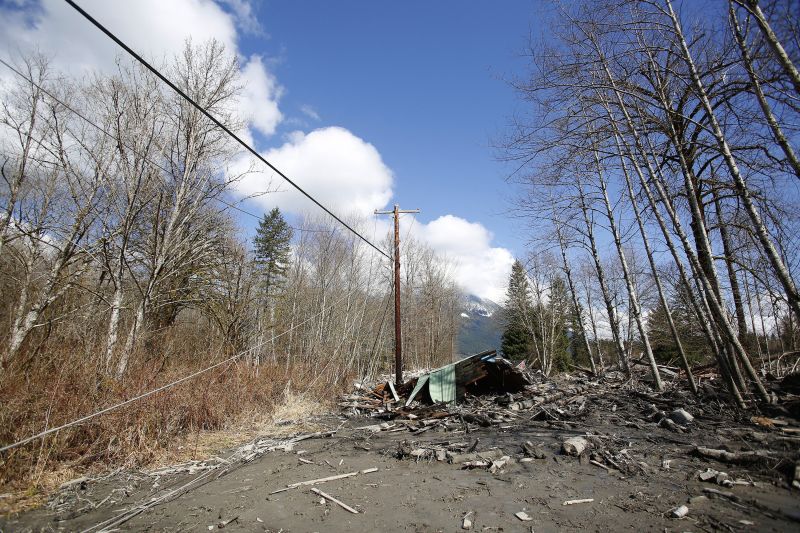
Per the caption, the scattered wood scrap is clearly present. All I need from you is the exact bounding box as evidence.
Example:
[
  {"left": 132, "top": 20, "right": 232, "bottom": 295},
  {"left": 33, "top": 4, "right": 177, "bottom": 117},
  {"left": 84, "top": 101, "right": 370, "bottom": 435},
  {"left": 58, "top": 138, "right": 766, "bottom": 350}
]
[{"left": 311, "top": 487, "right": 358, "bottom": 514}]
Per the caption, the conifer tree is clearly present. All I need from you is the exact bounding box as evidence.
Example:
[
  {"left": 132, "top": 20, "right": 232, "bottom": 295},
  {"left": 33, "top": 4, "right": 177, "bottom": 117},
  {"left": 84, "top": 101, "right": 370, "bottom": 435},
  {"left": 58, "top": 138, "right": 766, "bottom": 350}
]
[
  {"left": 253, "top": 207, "right": 293, "bottom": 303},
  {"left": 501, "top": 260, "right": 534, "bottom": 362}
]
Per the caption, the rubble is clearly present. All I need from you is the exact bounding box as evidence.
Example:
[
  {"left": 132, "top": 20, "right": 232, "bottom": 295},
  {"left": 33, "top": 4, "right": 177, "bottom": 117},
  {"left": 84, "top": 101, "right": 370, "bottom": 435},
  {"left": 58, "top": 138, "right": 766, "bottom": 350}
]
[
  {"left": 561, "top": 436, "right": 589, "bottom": 456},
  {"left": 670, "top": 505, "right": 689, "bottom": 518},
  {"left": 9, "top": 359, "right": 800, "bottom": 533},
  {"left": 334, "top": 356, "right": 800, "bottom": 529},
  {"left": 669, "top": 408, "right": 694, "bottom": 425}
]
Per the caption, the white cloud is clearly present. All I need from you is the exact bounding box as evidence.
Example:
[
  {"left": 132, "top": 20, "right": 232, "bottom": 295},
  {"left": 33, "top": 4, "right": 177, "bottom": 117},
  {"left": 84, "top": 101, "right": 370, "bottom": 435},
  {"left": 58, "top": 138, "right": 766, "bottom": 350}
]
[
  {"left": 0, "top": 0, "right": 281, "bottom": 138},
  {"left": 1, "top": 1, "right": 516, "bottom": 303},
  {"left": 415, "top": 215, "right": 515, "bottom": 303},
  {"left": 239, "top": 55, "right": 282, "bottom": 136},
  {"left": 300, "top": 104, "right": 320, "bottom": 121},
  {"left": 232, "top": 128, "right": 512, "bottom": 301},
  {"left": 236, "top": 126, "right": 394, "bottom": 217},
  {"left": 219, "top": 0, "right": 263, "bottom": 36}
]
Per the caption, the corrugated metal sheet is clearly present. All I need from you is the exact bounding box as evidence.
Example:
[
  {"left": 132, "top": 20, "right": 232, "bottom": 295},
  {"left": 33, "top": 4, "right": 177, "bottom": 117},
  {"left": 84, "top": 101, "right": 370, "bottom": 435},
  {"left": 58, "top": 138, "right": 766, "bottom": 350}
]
[
  {"left": 405, "top": 374, "right": 429, "bottom": 406},
  {"left": 428, "top": 363, "right": 457, "bottom": 404}
]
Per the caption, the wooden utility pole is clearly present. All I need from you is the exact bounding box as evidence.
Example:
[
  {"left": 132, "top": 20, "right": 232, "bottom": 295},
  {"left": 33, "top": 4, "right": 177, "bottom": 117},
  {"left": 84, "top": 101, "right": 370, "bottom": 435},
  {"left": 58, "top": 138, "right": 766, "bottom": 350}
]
[{"left": 375, "top": 204, "right": 419, "bottom": 386}]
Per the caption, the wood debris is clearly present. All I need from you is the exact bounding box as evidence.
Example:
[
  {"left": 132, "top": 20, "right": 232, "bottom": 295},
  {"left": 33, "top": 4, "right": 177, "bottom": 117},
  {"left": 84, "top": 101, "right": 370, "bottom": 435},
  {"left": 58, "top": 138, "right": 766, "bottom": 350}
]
[
  {"left": 563, "top": 498, "right": 594, "bottom": 505},
  {"left": 311, "top": 487, "right": 359, "bottom": 514}
]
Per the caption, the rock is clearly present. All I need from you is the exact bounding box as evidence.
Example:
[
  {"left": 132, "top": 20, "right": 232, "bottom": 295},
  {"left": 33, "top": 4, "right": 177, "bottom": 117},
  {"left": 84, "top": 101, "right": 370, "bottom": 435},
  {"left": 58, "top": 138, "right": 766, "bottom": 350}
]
[
  {"left": 515, "top": 511, "right": 533, "bottom": 521},
  {"left": 490, "top": 456, "right": 512, "bottom": 473},
  {"left": 671, "top": 505, "right": 689, "bottom": 518},
  {"left": 646, "top": 407, "right": 666, "bottom": 422},
  {"left": 562, "top": 437, "right": 589, "bottom": 456},
  {"left": 522, "top": 441, "right": 547, "bottom": 459},
  {"left": 669, "top": 409, "right": 694, "bottom": 425},
  {"left": 688, "top": 495, "right": 708, "bottom": 505},
  {"left": 698, "top": 468, "right": 734, "bottom": 486},
  {"left": 462, "top": 514, "right": 473, "bottom": 530},
  {"left": 659, "top": 417, "right": 683, "bottom": 432},
  {"left": 699, "top": 469, "right": 719, "bottom": 481},
  {"left": 715, "top": 472, "right": 732, "bottom": 487}
]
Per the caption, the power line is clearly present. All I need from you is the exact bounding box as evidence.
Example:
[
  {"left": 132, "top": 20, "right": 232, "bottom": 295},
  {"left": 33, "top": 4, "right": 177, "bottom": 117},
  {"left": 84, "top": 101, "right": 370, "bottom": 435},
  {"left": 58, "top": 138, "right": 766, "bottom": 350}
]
[
  {"left": 63, "top": 0, "right": 390, "bottom": 260},
  {"left": 0, "top": 288, "right": 357, "bottom": 454}
]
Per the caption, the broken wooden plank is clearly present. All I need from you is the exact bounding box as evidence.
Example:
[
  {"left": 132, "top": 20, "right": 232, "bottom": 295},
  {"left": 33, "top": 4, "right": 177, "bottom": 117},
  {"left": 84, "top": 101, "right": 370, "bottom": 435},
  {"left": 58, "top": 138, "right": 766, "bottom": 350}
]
[
  {"left": 563, "top": 498, "right": 594, "bottom": 505},
  {"left": 388, "top": 380, "right": 400, "bottom": 402},
  {"left": 284, "top": 468, "right": 378, "bottom": 489},
  {"left": 311, "top": 487, "right": 358, "bottom": 514}
]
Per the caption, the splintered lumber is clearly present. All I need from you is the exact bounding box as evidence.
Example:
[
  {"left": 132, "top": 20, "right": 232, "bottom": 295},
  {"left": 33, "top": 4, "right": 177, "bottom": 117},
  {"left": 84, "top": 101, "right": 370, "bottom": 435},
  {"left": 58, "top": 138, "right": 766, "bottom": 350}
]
[
  {"left": 563, "top": 498, "right": 594, "bottom": 505},
  {"left": 287, "top": 472, "right": 359, "bottom": 488},
  {"left": 275, "top": 468, "right": 378, "bottom": 492},
  {"left": 388, "top": 380, "right": 400, "bottom": 402},
  {"left": 590, "top": 459, "right": 611, "bottom": 471},
  {"left": 311, "top": 487, "right": 359, "bottom": 514}
]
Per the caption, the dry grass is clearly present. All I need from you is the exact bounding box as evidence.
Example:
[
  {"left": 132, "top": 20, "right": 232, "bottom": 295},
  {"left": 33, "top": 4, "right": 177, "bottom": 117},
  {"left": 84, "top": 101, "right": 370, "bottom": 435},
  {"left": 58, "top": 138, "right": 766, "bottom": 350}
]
[
  {"left": 0, "top": 340, "right": 349, "bottom": 516},
  {"left": 147, "top": 386, "right": 330, "bottom": 471}
]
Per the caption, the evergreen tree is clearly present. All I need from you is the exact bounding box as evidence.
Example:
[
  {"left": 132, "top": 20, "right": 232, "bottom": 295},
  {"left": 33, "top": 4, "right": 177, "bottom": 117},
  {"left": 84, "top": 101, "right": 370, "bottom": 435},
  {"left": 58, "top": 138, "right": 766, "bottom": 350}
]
[
  {"left": 547, "top": 276, "right": 573, "bottom": 371},
  {"left": 646, "top": 282, "right": 710, "bottom": 365},
  {"left": 253, "top": 207, "right": 293, "bottom": 302},
  {"left": 501, "top": 260, "right": 533, "bottom": 362}
]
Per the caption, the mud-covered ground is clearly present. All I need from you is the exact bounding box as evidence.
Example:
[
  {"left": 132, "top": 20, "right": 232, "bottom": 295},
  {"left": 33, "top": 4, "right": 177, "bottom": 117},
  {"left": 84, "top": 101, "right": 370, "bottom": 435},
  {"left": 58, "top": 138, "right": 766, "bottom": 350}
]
[{"left": 3, "top": 374, "right": 800, "bottom": 532}]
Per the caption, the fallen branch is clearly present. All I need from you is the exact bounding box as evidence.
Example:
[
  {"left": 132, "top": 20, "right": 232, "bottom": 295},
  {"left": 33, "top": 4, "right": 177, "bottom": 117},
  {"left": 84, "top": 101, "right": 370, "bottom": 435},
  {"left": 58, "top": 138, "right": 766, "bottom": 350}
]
[
  {"left": 693, "top": 447, "right": 771, "bottom": 465},
  {"left": 312, "top": 487, "right": 359, "bottom": 514},
  {"left": 274, "top": 468, "right": 379, "bottom": 493}
]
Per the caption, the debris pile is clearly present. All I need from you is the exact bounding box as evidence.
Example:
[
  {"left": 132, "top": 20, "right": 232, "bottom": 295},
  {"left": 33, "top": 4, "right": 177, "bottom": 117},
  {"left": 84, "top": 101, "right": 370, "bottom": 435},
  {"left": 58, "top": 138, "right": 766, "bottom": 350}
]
[{"left": 341, "top": 353, "right": 800, "bottom": 499}]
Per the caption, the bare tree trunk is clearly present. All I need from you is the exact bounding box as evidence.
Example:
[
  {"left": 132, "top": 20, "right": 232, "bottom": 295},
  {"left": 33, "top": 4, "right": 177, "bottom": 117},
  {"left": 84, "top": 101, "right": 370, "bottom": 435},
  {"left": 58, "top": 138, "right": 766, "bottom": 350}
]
[
  {"left": 104, "top": 284, "right": 124, "bottom": 373},
  {"left": 713, "top": 189, "right": 749, "bottom": 343},
  {"left": 730, "top": 3, "right": 800, "bottom": 179},
  {"left": 589, "top": 138, "right": 662, "bottom": 389},
  {"left": 597, "top": 43, "right": 762, "bottom": 403},
  {"left": 734, "top": 0, "right": 800, "bottom": 96},
  {"left": 666, "top": 0, "right": 800, "bottom": 326},
  {"left": 582, "top": 273, "right": 605, "bottom": 370},
  {"left": 0, "top": 57, "right": 47, "bottom": 258},
  {"left": 557, "top": 225, "right": 597, "bottom": 375},
  {"left": 576, "top": 178, "right": 629, "bottom": 375},
  {"left": 612, "top": 133, "right": 697, "bottom": 393}
]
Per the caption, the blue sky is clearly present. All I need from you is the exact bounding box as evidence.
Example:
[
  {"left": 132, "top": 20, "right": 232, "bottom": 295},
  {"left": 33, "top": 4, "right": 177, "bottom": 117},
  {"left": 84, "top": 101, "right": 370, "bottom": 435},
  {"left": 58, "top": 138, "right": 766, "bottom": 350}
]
[
  {"left": 238, "top": 0, "right": 540, "bottom": 253},
  {"left": 0, "top": 0, "right": 550, "bottom": 300}
]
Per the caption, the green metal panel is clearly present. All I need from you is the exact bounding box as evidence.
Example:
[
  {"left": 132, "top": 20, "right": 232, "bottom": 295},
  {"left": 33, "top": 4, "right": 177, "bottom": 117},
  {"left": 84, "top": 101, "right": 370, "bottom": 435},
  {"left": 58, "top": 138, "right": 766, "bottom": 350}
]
[
  {"left": 405, "top": 374, "right": 429, "bottom": 406},
  {"left": 428, "top": 363, "right": 457, "bottom": 404}
]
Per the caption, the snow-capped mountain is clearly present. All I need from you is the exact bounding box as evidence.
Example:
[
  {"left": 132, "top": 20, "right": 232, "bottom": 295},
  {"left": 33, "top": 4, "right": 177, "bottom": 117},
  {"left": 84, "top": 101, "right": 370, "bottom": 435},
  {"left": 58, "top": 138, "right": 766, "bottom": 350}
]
[
  {"left": 464, "top": 294, "right": 501, "bottom": 318},
  {"left": 456, "top": 295, "right": 504, "bottom": 357}
]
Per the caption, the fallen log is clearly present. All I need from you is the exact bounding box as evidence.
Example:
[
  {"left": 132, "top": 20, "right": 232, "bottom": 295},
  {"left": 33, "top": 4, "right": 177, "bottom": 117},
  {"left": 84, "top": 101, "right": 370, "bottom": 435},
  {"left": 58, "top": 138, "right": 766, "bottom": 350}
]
[{"left": 693, "top": 447, "right": 771, "bottom": 465}]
